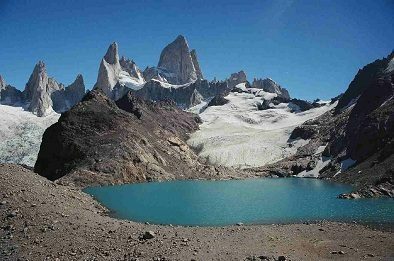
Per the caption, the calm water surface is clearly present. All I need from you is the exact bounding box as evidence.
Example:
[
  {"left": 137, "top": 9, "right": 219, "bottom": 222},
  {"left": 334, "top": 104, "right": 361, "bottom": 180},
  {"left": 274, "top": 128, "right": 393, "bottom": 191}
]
[{"left": 84, "top": 178, "right": 394, "bottom": 226}]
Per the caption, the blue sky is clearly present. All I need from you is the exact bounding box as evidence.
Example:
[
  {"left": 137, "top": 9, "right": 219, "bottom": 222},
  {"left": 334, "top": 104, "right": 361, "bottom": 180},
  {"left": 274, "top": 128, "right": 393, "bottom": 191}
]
[{"left": 0, "top": 0, "right": 393, "bottom": 100}]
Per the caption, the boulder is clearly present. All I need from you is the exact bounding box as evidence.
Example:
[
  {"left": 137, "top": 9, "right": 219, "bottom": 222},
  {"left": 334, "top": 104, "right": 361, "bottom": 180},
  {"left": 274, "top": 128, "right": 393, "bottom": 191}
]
[{"left": 207, "top": 94, "right": 229, "bottom": 107}]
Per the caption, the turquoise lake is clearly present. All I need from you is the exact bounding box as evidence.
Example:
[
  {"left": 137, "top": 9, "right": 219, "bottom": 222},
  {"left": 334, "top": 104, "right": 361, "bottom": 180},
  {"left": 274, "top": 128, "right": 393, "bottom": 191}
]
[{"left": 84, "top": 178, "right": 394, "bottom": 226}]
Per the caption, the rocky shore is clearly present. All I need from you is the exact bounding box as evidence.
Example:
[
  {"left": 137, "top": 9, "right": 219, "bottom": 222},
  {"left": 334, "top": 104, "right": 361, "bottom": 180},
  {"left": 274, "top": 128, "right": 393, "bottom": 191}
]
[{"left": 1, "top": 164, "right": 393, "bottom": 260}]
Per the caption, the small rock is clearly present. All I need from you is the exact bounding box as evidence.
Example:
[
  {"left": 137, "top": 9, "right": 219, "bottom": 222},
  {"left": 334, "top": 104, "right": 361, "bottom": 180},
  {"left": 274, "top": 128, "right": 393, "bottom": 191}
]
[
  {"left": 7, "top": 210, "right": 18, "bottom": 218},
  {"left": 0, "top": 201, "right": 6, "bottom": 205},
  {"left": 236, "top": 222, "right": 244, "bottom": 226},
  {"left": 331, "top": 250, "right": 345, "bottom": 255},
  {"left": 4, "top": 225, "right": 15, "bottom": 231},
  {"left": 277, "top": 256, "right": 287, "bottom": 261},
  {"left": 141, "top": 231, "right": 155, "bottom": 240}
]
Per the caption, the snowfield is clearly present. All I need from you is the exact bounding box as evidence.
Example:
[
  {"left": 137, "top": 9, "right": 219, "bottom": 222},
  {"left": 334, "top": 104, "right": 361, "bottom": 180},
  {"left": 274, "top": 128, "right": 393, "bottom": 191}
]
[
  {"left": 188, "top": 92, "right": 336, "bottom": 168},
  {"left": 118, "top": 70, "right": 145, "bottom": 90},
  {"left": 0, "top": 104, "right": 59, "bottom": 167}
]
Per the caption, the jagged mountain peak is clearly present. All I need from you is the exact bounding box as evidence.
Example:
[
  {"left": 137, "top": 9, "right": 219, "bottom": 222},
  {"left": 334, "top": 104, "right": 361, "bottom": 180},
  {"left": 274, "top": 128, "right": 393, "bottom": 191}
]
[
  {"left": 156, "top": 35, "right": 199, "bottom": 84},
  {"left": 174, "top": 34, "right": 187, "bottom": 43},
  {"left": 94, "top": 42, "right": 145, "bottom": 99},
  {"left": 226, "top": 71, "right": 247, "bottom": 89},
  {"left": 104, "top": 42, "right": 119, "bottom": 65},
  {"left": 252, "top": 77, "right": 290, "bottom": 101},
  {"left": 75, "top": 74, "right": 84, "bottom": 83}
]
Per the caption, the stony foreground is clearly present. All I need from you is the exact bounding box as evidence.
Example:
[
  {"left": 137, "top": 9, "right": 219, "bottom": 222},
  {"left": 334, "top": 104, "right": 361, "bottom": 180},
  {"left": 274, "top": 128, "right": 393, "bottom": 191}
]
[{"left": 0, "top": 164, "right": 393, "bottom": 261}]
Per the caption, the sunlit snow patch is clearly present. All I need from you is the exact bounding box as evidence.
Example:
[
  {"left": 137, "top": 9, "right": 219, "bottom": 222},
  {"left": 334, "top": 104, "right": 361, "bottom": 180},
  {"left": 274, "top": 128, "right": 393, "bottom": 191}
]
[{"left": 188, "top": 92, "right": 337, "bottom": 168}]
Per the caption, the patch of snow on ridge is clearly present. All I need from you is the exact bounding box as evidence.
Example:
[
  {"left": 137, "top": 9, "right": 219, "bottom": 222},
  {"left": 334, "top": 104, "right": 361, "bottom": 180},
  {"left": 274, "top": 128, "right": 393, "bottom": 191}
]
[
  {"left": 0, "top": 104, "right": 59, "bottom": 166},
  {"left": 296, "top": 156, "right": 331, "bottom": 178},
  {"left": 188, "top": 92, "right": 337, "bottom": 168},
  {"left": 151, "top": 79, "right": 194, "bottom": 89},
  {"left": 118, "top": 70, "right": 145, "bottom": 90},
  {"left": 334, "top": 157, "right": 356, "bottom": 177},
  {"left": 297, "top": 145, "right": 330, "bottom": 178},
  {"left": 385, "top": 56, "right": 394, "bottom": 73},
  {"left": 235, "top": 82, "right": 247, "bottom": 91}
]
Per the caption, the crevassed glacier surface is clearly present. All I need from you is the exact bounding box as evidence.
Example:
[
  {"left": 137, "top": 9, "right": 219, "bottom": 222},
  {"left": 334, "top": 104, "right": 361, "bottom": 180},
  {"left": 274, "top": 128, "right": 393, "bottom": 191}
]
[
  {"left": 188, "top": 92, "right": 336, "bottom": 168},
  {"left": 0, "top": 104, "right": 59, "bottom": 166}
]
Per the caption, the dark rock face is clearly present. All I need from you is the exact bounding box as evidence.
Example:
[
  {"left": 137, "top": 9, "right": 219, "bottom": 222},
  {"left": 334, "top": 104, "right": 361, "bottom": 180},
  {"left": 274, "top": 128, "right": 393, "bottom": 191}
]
[
  {"left": 34, "top": 90, "right": 224, "bottom": 187},
  {"left": 289, "top": 125, "right": 317, "bottom": 140},
  {"left": 335, "top": 51, "right": 394, "bottom": 113},
  {"left": 346, "top": 76, "right": 393, "bottom": 162},
  {"left": 289, "top": 99, "right": 314, "bottom": 112},
  {"left": 207, "top": 94, "right": 229, "bottom": 107}
]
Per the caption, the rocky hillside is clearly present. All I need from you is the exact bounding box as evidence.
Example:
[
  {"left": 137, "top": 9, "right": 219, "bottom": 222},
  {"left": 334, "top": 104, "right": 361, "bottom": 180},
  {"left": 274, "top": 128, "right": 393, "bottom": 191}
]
[
  {"left": 0, "top": 62, "right": 85, "bottom": 116},
  {"left": 335, "top": 51, "right": 394, "bottom": 113},
  {"left": 250, "top": 52, "right": 394, "bottom": 198},
  {"left": 34, "top": 90, "right": 246, "bottom": 187}
]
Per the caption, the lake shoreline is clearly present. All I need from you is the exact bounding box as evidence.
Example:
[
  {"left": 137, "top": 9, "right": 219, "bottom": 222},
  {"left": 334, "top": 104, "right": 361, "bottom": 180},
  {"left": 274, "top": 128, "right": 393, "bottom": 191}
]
[
  {"left": 84, "top": 178, "right": 393, "bottom": 230},
  {"left": 1, "top": 163, "right": 393, "bottom": 260}
]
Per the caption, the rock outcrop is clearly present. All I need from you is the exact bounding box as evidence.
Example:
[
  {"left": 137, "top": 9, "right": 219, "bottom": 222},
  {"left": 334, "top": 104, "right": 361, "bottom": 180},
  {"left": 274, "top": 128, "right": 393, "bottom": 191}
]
[
  {"left": 252, "top": 78, "right": 290, "bottom": 101},
  {"left": 207, "top": 94, "right": 229, "bottom": 107},
  {"left": 0, "top": 75, "right": 23, "bottom": 105},
  {"left": 34, "top": 89, "right": 240, "bottom": 186},
  {"left": 94, "top": 42, "right": 145, "bottom": 100},
  {"left": 227, "top": 71, "right": 247, "bottom": 89},
  {"left": 157, "top": 35, "right": 202, "bottom": 85}
]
